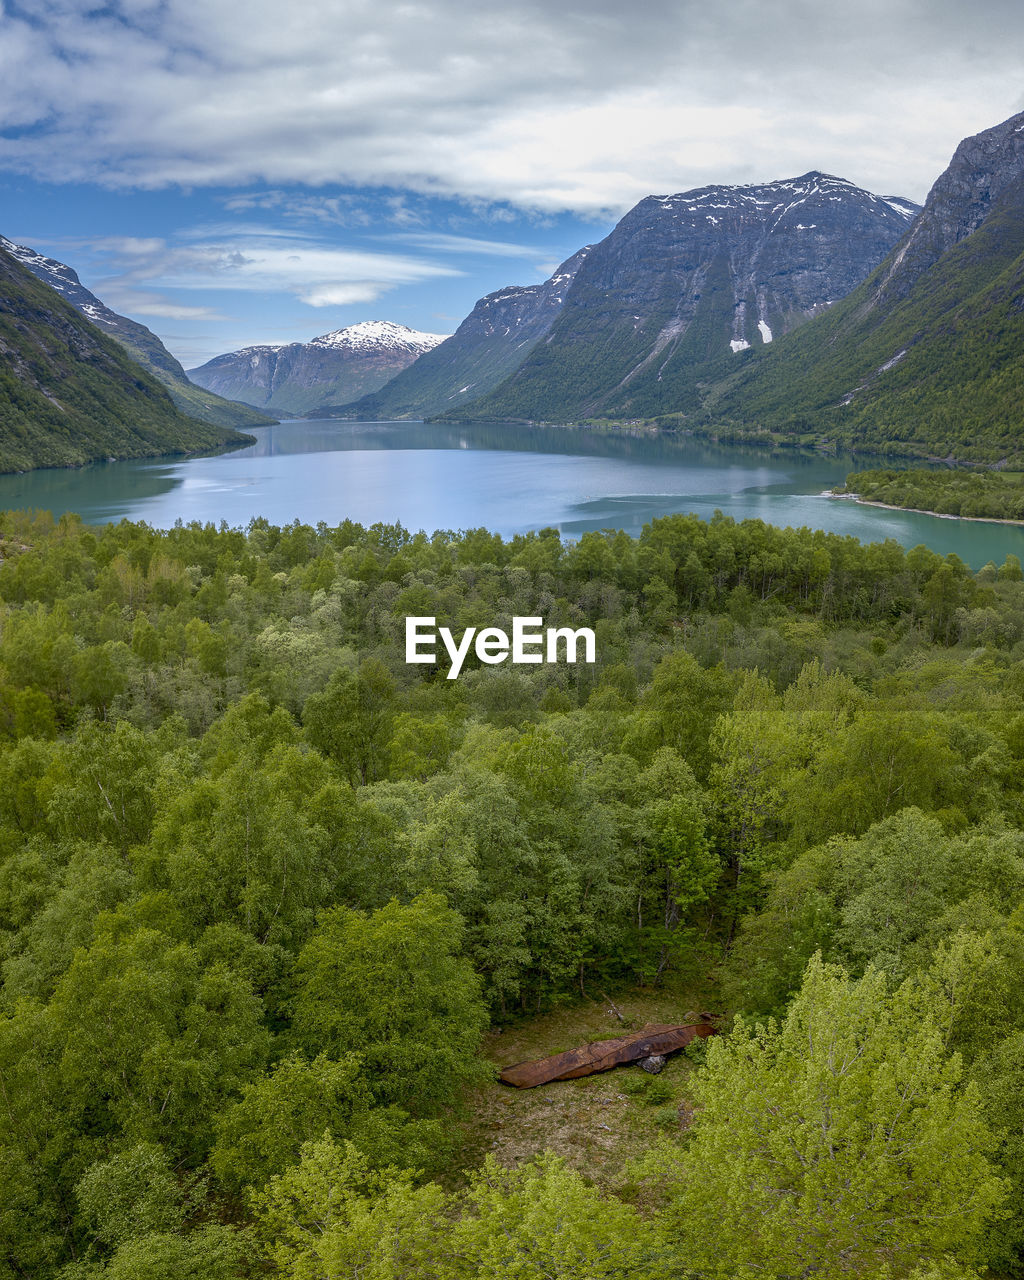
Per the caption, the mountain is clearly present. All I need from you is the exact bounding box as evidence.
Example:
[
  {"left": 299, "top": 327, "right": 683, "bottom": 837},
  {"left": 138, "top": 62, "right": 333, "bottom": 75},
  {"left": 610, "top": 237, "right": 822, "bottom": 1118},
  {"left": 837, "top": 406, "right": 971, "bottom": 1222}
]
[
  {"left": 702, "top": 110, "right": 1024, "bottom": 462},
  {"left": 339, "top": 247, "right": 592, "bottom": 419},
  {"left": 0, "top": 242, "right": 252, "bottom": 473},
  {"left": 0, "top": 235, "right": 274, "bottom": 431},
  {"left": 187, "top": 321, "right": 448, "bottom": 416},
  {"left": 441, "top": 173, "right": 919, "bottom": 423}
]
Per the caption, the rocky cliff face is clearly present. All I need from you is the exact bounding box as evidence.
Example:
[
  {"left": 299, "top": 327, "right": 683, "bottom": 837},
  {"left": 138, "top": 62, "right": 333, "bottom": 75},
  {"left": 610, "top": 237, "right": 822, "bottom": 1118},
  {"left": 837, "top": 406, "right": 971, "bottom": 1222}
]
[
  {"left": 0, "top": 236, "right": 273, "bottom": 430},
  {"left": 868, "top": 111, "right": 1024, "bottom": 308},
  {"left": 188, "top": 321, "right": 447, "bottom": 416},
  {"left": 448, "top": 174, "right": 918, "bottom": 422},
  {"left": 575, "top": 174, "right": 916, "bottom": 346},
  {"left": 322, "top": 248, "right": 591, "bottom": 420}
]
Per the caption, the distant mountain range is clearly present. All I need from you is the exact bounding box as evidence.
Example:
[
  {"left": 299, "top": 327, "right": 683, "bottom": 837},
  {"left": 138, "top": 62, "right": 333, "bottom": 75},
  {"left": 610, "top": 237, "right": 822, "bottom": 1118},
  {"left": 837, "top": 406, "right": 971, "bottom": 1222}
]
[
  {"left": 0, "top": 241, "right": 252, "bottom": 473},
  {"left": 0, "top": 236, "right": 274, "bottom": 431},
  {"left": 329, "top": 175, "right": 918, "bottom": 424},
  {"left": 4, "top": 108, "right": 1023, "bottom": 474},
  {"left": 187, "top": 321, "right": 448, "bottom": 416},
  {"left": 443, "top": 174, "right": 919, "bottom": 424},
  {"left": 336, "top": 109, "right": 1024, "bottom": 466}
]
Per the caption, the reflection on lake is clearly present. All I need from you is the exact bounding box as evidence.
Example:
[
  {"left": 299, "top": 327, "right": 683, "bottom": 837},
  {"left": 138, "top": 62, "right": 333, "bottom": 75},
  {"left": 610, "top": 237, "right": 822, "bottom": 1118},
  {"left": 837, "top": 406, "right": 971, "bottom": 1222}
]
[{"left": 1, "top": 419, "right": 1023, "bottom": 568}]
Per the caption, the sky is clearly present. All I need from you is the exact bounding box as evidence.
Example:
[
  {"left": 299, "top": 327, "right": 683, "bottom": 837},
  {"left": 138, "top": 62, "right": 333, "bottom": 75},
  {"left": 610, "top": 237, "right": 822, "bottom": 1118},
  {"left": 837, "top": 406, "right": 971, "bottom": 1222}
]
[{"left": 0, "top": 0, "right": 1022, "bottom": 368}]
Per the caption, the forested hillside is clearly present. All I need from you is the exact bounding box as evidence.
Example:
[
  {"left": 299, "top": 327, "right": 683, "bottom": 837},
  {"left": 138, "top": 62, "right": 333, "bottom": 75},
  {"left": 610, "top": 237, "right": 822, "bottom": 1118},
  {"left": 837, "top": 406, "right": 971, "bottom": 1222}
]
[
  {"left": 0, "top": 245, "right": 255, "bottom": 471},
  {"left": 1, "top": 508, "right": 1024, "bottom": 1276},
  {"left": 0, "top": 233, "right": 275, "bottom": 432}
]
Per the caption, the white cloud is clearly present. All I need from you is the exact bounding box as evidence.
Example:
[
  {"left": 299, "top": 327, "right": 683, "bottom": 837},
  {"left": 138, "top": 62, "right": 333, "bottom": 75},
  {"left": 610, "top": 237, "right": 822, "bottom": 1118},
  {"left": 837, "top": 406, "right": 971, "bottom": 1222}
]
[
  {"left": 384, "top": 195, "right": 424, "bottom": 228},
  {"left": 387, "top": 231, "right": 546, "bottom": 257},
  {"left": 300, "top": 282, "right": 393, "bottom": 306},
  {"left": 0, "top": 1, "right": 1021, "bottom": 210},
  {"left": 220, "top": 191, "right": 377, "bottom": 226},
  {"left": 101, "top": 291, "right": 224, "bottom": 320},
  {"left": 82, "top": 227, "right": 465, "bottom": 316},
  {"left": 85, "top": 236, "right": 168, "bottom": 256}
]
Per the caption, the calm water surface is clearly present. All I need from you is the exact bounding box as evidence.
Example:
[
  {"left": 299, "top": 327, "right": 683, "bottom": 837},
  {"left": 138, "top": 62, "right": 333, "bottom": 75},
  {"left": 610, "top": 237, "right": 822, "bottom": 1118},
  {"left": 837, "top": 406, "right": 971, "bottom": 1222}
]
[{"left": 1, "top": 419, "right": 1023, "bottom": 568}]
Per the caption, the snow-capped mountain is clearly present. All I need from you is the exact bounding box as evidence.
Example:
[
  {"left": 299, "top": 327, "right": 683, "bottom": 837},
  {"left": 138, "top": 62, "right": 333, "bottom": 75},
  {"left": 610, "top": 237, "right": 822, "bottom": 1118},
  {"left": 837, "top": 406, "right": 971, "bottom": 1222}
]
[
  {"left": 310, "top": 320, "right": 446, "bottom": 354},
  {"left": 187, "top": 321, "right": 448, "bottom": 416},
  {"left": 0, "top": 236, "right": 100, "bottom": 311},
  {"left": 443, "top": 172, "right": 920, "bottom": 422}
]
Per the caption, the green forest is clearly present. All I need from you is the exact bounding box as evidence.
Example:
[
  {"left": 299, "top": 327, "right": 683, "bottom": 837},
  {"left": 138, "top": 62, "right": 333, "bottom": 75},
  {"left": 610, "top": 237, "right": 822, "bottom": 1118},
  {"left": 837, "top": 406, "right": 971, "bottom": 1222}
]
[
  {"left": 838, "top": 467, "right": 1024, "bottom": 521},
  {"left": 3, "top": 507, "right": 1024, "bottom": 1278}
]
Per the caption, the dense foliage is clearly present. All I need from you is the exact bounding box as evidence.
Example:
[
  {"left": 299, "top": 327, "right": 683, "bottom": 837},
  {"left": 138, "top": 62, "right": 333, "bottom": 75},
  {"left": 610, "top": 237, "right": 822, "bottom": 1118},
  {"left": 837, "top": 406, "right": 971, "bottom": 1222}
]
[
  {"left": 111, "top": 320, "right": 276, "bottom": 433},
  {"left": 837, "top": 466, "right": 1024, "bottom": 520},
  {"left": 3, "top": 507, "right": 1024, "bottom": 1276}
]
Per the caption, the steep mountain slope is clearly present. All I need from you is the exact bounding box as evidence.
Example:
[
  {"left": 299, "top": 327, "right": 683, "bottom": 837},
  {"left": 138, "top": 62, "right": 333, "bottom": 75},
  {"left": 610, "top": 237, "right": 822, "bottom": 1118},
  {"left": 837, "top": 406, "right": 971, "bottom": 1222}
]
[
  {"left": 188, "top": 321, "right": 448, "bottom": 416},
  {"left": 0, "top": 242, "right": 252, "bottom": 473},
  {"left": 0, "top": 236, "right": 274, "bottom": 430},
  {"left": 704, "top": 110, "right": 1024, "bottom": 461},
  {"left": 445, "top": 174, "right": 918, "bottom": 423},
  {"left": 340, "top": 247, "right": 591, "bottom": 419}
]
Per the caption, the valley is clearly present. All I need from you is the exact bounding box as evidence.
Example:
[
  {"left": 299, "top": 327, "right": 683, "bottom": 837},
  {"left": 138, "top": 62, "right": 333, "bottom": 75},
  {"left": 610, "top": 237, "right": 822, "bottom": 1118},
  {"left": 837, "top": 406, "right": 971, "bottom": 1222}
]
[{"left": 4, "top": 94, "right": 1024, "bottom": 1280}]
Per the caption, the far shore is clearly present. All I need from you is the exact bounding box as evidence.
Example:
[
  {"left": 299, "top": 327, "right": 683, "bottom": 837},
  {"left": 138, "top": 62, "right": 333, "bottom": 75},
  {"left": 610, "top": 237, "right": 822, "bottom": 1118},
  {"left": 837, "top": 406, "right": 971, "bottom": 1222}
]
[{"left": 826, "top": 490, "right": 1024, "bottom": 528}]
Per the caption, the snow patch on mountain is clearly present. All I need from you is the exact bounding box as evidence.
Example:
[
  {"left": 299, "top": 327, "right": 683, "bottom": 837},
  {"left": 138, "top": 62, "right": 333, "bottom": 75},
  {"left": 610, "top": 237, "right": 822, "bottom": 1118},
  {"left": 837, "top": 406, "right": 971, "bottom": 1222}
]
[
  {"left": 882, "top": 197, "right": 919, "bottom": 218},
  {"left": 233, "top": 344, "right": 287, "bottom": 357},
  {"left": 80, "top": 302, "right": 115, "bottom": 325}
]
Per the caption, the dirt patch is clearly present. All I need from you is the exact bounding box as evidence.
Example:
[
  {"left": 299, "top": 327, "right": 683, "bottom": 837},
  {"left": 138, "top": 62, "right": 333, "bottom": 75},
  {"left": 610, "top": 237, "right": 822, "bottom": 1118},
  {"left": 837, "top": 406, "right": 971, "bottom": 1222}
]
[{"left": 458, "top": 984, "right": 719, "bottom": 1184}]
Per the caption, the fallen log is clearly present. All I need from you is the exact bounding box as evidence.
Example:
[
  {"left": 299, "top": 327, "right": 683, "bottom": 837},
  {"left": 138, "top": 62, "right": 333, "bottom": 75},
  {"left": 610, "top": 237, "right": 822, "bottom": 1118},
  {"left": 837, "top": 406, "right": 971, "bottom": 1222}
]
[{"left": 499, "top": 1017, "right": 717, "bottom": 1088}]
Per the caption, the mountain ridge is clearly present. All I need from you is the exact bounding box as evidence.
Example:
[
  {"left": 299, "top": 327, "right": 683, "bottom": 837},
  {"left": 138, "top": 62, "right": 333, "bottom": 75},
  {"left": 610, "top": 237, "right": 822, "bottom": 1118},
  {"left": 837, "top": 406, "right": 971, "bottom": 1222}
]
[
  {"left": 0, "top": 235, "right": 275, "bottom": 431},
  {"left": 0, "top": 241, "right": 252, "bottom": 473},
  {"left": 699, "top": 109, "right": 1024, "bottom": 461}
]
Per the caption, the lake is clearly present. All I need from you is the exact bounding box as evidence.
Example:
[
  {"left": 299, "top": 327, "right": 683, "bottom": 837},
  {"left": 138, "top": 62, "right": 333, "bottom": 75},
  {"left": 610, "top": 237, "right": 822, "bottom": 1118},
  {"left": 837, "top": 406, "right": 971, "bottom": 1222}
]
[{"left": 2, "top": 418, "right": 1023, "bottom": 568}]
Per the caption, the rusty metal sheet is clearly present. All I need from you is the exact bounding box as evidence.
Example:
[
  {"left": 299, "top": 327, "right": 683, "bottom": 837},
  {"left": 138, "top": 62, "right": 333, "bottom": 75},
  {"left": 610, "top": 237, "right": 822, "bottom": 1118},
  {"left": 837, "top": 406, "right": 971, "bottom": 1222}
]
[{"left": 499, "top": 1019, "right": 717, "bottom": 1088}]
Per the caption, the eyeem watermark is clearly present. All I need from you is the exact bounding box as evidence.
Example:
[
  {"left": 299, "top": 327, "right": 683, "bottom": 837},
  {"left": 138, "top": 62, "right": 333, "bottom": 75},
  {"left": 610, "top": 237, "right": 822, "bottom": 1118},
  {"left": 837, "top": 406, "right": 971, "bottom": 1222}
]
[{"left": 406, "top": 616, "right": 596, "bottom": 680}]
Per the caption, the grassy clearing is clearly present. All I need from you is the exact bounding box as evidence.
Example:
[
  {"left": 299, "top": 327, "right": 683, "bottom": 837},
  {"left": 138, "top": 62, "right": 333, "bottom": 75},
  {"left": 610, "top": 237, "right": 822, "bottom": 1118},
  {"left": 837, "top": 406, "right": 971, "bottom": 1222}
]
[{"left": 458, "top": 980, "right": 722, "bottom": 1185}]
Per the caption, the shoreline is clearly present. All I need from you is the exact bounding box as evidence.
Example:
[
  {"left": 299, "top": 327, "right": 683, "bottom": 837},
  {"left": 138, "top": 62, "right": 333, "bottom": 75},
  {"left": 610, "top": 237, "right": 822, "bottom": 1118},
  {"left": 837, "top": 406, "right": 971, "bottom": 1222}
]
[{"left": 826, "top": 491, "right": 1024, "bottom": 527}]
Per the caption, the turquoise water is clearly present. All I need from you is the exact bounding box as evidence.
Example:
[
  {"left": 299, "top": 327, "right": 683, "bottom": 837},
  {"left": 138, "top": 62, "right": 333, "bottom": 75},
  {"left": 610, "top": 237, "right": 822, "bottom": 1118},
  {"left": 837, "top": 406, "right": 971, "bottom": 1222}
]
[{"left": 1, "top": 419, "right": 1022, "bottom": 568}]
